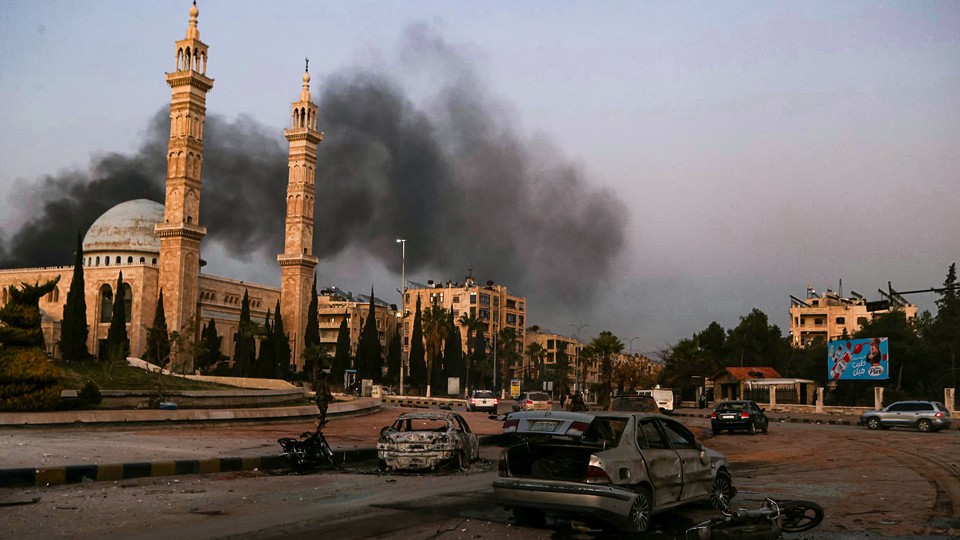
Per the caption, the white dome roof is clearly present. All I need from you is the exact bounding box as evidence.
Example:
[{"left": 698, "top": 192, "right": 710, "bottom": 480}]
[{"left": 83, "top": 199, "right": 164, "bottom": 254}]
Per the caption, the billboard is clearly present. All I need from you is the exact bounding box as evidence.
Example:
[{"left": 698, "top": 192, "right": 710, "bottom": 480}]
[{"left": 827, "top": 338, "right": 889, "bottom": 381}]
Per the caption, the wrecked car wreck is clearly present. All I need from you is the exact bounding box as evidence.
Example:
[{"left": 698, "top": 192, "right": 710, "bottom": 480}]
[
  {"left": 493, "top": 411, "right": 735, "bottom": 533},
  {"left": 377, "top": 411, "right": 480, "bottom": 472}
]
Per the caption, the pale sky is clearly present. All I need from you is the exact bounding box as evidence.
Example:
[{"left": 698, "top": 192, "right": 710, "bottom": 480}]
[{"left": 1, "top": 1, "right": 958, "bottom": 354}]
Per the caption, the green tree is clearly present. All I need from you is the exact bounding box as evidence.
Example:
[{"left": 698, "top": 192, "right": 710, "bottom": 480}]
[
  {"left": 303, "top": 273, "right": 321, "bottom": 370},
  {"left": 458, "top": 311, "right": 484, "bottom": 390},
  {"left": 588, "top": 331, "right": 624, "bottom": 409},
  {"left": 330, "top": 314, "right": 351, "bottom": 388},
  {"left": 272, "top": 299, "right": 292, "bottom": 379},
  {"left": 932, "top": 263, "right": 960, "bottom": 391},
  {"left": 423, "top": 304, "right": 449, "bottom": 395},
  {"left": 0, "top": 278, "right": 63, "bottom": 411},
  {"left": 232, "top": 290, "right": 257, "bottom": 377},
  {"left": 355, "top": 288, "right": 382, "bottom": 382},
  {"left": 255, "top": 309, "right": 276, "bottom": 378},
  {"left": 724, "top": 309, "right": 790, "bottom": 369},
  {"left": 496, "top": 327, "right": 520, "bottom": 396},
  {"left": 525, "top": 341, "right": 547, "bottom": 386},
  {"left": 144, "top": 289, "right": 171, "bottom": 368},
  {"left": 471, "top": 325, "right": 489, "bottom": 389},
  {"left": 60, "top": 231, "right": 89, "bottom": 361},
  {"left": 407, "top": 295, "right": 427, "bottom": 393},
  {"left": 104, "top": 272, "right": 130, "bottom": 368},
  {"left": 195, "top": 318, "right": 224, "bottom": 373},
  {"left": 386, "top": 331, "right": 401, "bottom": 386},
  {"left": 853, "top": 310, "right": 935, "bottom": 402},
  {"left": 443, "top": 309, "right": 465, "bottom": 394},
  {"left": 550, "top": 346, "right": 572, "bottom": 394}
]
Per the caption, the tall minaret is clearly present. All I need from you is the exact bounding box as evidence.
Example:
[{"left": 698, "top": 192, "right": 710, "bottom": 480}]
[
  {"left": 278, "top": 60, "right": 322, "bottom": 370},
  {"left": 156, "top": 1, "right": 213, "bottom": 338}
]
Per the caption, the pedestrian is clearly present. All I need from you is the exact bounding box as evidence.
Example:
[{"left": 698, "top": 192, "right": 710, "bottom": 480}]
[
  {"left": 315, "top": 371, "right": 333, "bottom": 428},
  {"left": 560, "top": 392, "right": 567, "bottom": 409}
]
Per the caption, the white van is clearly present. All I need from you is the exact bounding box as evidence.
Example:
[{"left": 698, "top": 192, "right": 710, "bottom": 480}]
[{"left": 637, "top": 388, "right": 674, "bottom": 412}]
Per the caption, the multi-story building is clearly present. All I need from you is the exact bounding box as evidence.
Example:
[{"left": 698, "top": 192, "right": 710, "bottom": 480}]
[
  {"left": 522, "top": 326, "right": 579, "bottom": 387},
  {"left": 400, "top": 276, "right": 527, "bottom": 364},
  {"left": 316, "top": 287, "right": 398, "bottom": 365},
  {"left": 789, "top": 285, "right": 917, "bottom": 348}
]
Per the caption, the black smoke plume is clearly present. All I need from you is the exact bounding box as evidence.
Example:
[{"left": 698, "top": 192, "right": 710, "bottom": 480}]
[{"left": 0, "top": 26, "right": 627, "bottom": 309}]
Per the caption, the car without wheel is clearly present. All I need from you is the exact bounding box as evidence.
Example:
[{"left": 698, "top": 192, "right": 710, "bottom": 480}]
[
  {"left": 493, "top": 410, "right": 736, "bottom": 533},
  {"left": 377, "top": 411, "right": 480, "bottom": 471},
  {"left": 858, "top": 400, "right": 951, "bottom": 432},
  {"left": 711, "top": 400, "right": 769, "bottom": 435}
]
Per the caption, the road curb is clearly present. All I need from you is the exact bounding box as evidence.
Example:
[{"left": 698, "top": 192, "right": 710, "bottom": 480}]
[{"left": 0, "top": 448, "right": 380, "bottom": 489}]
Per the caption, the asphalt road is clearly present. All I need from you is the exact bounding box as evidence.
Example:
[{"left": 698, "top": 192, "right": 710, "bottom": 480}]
[{"left": 2, "top": 412, "right": 959, "bottom": 539}]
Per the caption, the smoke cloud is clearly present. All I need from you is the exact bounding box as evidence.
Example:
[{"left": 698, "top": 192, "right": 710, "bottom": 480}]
[{"left": 0, "top": 25, "right": 627, "bottom": 310}]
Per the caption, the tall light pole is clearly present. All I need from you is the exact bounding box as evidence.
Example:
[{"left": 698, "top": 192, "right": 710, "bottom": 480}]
[
  {"left": 628, "top": 336, "right": 641, "bottom": 356},
  {"left": 396, "top": 238, "right": 406, "bottom": 396},
  {"left": 570, "top": 323, "right": 589, "bottom": 393}
]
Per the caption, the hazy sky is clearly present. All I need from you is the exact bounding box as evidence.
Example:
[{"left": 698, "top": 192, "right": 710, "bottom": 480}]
[{"left": 1, "top": 1, "right": 958, "bottom": 354}]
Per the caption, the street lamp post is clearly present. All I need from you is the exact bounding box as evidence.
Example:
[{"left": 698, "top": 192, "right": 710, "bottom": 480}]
[
  {"left": 628, "top": 336, "right": 641, "bottom": 356},
  {"left": 396, "top": 238, "right": 406, "bottom": 396},
  {"left": 570, "top": 323, "right": 589, "bottom": 393}
]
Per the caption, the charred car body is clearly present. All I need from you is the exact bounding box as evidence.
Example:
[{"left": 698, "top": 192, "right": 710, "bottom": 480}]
[
  {"left": 377, "top": 411, "right": 480, "bottom": 471},
  {"left": 493, "top": 411, "right": 735, "bottom": 533}
]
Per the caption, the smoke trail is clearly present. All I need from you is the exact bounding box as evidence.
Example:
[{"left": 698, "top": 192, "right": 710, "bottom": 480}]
[{"left": 0, "top": 24, "right": 627, "bottom": 309}]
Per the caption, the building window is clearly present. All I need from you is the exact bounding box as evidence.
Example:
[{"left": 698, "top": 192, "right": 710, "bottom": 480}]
[
  {"left": 452, "top": 295, "right": 460, "bottom": 303},
  {"left": 152, "top": 258, "right": 157, "bottom": 265},
  {"left": 115, "top": 256, "right": 121, "bottom": 265},
  {"left": 99, "top": 285, "right": 113, "bottom": 323},
  {"left": 493, "top": 296, "right": 500, "bottom": 307},
  {"left": 479, "top": 308, "right": 491, "bottom": 320},
  {"left": 518, "top": 302, "right": 525, "bottom": 311},
  {"left": 835, "top": 317, "right": 845, "bottom": 325},
  {"left": 430, "top": 292, "right": 444, "bottom": 305},
  {"left": 470, "top": 292, "right": 477, "bottom": 305},
  {"left": 479, "top": 294, "right": 490, "bottom": 306},
  {"left": 140, "top": 257, "right": 145, "bottom": 263},
  {"left": 815, "top": 318, "right": 824, "bottom": 326},
  {"left": 506, "top": 313, "right": 516, "bottom": 324},
  {"left": 122, "top": 283, "right": 132, "bottom": 323},
  {"left": 96, "top": 256, "right": 101, "bottom": 266},
  {"left": 547, "top": 339, "right": 555, "bottom": 349}
]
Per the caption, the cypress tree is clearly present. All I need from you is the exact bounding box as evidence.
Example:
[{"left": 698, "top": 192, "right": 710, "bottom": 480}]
[
  {"left": 443, "top": 309, "right": 465, "bottom": 393},
  {"left": 104, "top": 272, "right": 129, "bottom": 363},
  {"left": 330, "top": 314, "right": 351, "bottom": 387},
  {"left": 196, "top": 318, "right": 223, "bottom": 373},
  {"left": 356, "top": 287, "right": 382, "bottom": 382},
  {"left": 255, "top": 309, "right": 275, "bottom": 378},
  {"left": 273, "top": 299, "right": 292, "bottom": 378},
  {"left": 408, "top": 295, "right": 427, "bottom": 392},
  {"left": 233, "top": 290, "right": 256, "bottom": 377},
  {"left": 60, "top": 231, "right": 89, "bottom": 361},
  {"left": 144, "top": 289, "right": 170, "bottom": 368},
  {"left": 303, "top": 273, "right": 320, "bottom": 368},
  {"left": 386, "top": 331, "right": 401, "bottom": 386},
  {"left": 471, "top": 325, "right": 487, "bottom": 389}
]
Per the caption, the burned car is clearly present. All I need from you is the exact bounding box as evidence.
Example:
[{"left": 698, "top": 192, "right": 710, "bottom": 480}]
[
  {"left": 377, "top": 411, "right": 480, "bottom": 471},
  {"left": 493, "top": 411, "right": 735, "bottom": 533}
]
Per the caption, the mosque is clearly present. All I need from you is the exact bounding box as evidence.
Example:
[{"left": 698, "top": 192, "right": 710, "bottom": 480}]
[{"left": 0, "top": 4, "right": 325, "bottom": 370}]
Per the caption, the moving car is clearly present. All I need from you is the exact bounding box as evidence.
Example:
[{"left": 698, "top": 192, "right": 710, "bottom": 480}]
[
  {"left": 493, "top": 411, "right": 735, "bottom": 533},
  {"left": 636, "top": 388, "right": 675, "bottom": 412},
  {"left": 859, "top": 401, "right": 952, "bottom": 432},
  {"left": 711, "top": 400, "right": 769, "bottom": 435},
  {"left": 467, "top": 389, "right": 498, "bottom": 413},
  {"left": 377, "top": 411, "right": 480, "bottom": 471},
  {"left": 610, "top": 395, "right": 660, "bottom": 413},
  {"left": 513, "top": 391, "right": 553, "bottom": 412}
]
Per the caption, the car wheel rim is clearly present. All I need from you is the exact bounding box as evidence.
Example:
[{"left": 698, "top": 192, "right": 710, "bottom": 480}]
[
  {"left": 919, "top": 420, "right": 930, "bottom": 432},
  {"left": 630, "top": 492, "right": 651, "bottom": 532},
  {"left": 710, "top": 474, "right": 733, "bottom": 509}
]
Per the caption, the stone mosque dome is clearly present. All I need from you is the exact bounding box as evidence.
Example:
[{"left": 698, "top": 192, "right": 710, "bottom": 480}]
[{"left": 83, "top": 199, "right": 165, "bottom": 255}]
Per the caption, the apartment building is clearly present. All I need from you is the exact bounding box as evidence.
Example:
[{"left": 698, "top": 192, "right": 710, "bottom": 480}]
[
  {"left": 316, "top": 287, "right": 399, "bottom": 363},
  {"left": 523, "top": 326, "right": 580, "bottom": 385},
  {"left": 401, "top": 277, "right": 527, "bottom": 360},
  {"left": 789, "top": 285, "right": 917, "bottom": 348}
]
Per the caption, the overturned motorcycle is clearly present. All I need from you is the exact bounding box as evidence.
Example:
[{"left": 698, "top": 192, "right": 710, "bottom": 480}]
[
  {"left": 685, "top": 497, "right": 824, "bottom": 539},
  {"left": 277, "top": 425, "right": 338, "bottom": 473}
]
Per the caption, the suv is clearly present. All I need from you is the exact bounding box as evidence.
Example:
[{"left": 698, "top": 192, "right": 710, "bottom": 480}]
[
  {"left": 859, "top": 401, "right": 952, "bottom": 432},
  {"left": 512, "top": 391, "right": 553, "bottom": 412},
  {"left": 467, "top": 390, "right": 498, "bottom": 413}
]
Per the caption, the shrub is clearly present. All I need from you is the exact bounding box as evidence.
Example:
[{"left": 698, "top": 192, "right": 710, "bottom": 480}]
[{"left": 77, "top": 380, "right": 102, "bottom": 408}]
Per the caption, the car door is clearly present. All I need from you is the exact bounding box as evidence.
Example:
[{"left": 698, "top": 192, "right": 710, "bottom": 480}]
[
  {"left": 451, "top": 414, "right": 479, "bottom": 460},
  {"left": 659, "top": 418, "right": 713, "bottom": 501},
  {"left": 636, "top": 417, "right": 682, "bottom": 506},
  {"left": 884, "top": 402, "right": 912, "bottom": 427}
]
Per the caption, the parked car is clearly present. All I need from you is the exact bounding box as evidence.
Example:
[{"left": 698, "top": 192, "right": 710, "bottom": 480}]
[
  {"left": 377, "top": 411, "right": 480, "bottom": 471},
  {"left": 858, "top": 401, "right": 952, "bottom": 432},
  {"left": 513, "top": 391, "right": 553, "bottom": 412},
  {"left": 711, "top": 400, "right": 769, "bottom": 435},
  {"left": 494, "top": 411, "right": 735, "bottom": 533},
  {"left": 467, "top": 390, "right": 498, "bottom": 413},
  {"left": 610, "top": 395, "right": 660, "bottom": 413}
]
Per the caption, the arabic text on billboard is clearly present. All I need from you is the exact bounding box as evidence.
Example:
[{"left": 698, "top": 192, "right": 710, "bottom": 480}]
[{"left": 827, "top": 338, "right": 889, "bottom": 381}]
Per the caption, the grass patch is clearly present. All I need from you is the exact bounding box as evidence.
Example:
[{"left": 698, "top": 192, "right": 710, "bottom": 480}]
[{"left": 56, "top": 361, "right": 238, "bottom": 391}]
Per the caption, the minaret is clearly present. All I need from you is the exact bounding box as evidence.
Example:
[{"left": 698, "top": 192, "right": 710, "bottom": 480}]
[
  {"left": 278, "top": 60, "right": 322, "bottom": 370},
  {"left": 156, "top": 1, "right": 213, "bottom": 338}
]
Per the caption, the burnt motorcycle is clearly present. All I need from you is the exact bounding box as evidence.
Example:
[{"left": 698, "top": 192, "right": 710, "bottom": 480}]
[
  {"left": 686, "top": 498, "right": 824, "bottom": 540},
  {"left": 278, "top": 424, "right": 337, "bottom": 473}
]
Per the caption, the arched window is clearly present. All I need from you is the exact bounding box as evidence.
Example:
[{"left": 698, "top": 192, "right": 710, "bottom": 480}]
[
  {"left": 122, "top": 283, "right": 133, "bottom": 323},
  {"left": 127, "top": 256, "right": 133, "bottom": 264},
  {"left": 2, "top": 287, "right": 7, "bottom": 305},
  {"left": 96, "top": 256, "right": 101, "bottom": 266},
  {"left": 140, "top": 257, "right": 145, "bottom": 264},
  {"left": 99, "top": 285, "right": 113, "bottom": 323},
  {"left": 152, "top": 258, "right": 157, "bottom": 265},
  {"left": 115, "top": 256, "right": 121, "bottom": 265}
]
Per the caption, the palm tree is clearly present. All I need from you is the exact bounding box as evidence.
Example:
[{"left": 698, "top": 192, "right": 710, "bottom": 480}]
[
  {"left": 589, "top": 331, "right": 625, "bottom": 409},
  {"left": 459, "top": 312, "right": 484, "bottom": 390},
  {"left": 422, "top": 304, "right": 449, "bottom": 395},
  {"left": 525, "top": 342, "right": 547, "bottom": 386},
  {"left": 497, "top": 327, "right": 520, "bottom": 396}
]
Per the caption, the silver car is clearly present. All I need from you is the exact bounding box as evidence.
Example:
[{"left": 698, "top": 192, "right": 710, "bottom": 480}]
[
  {"left": 493, "top": 411, "right": 735, "bottom": 533},
  {"left": 377, "top": 411, "right": 480, "bottom": 471},
  {"left": 859, "top": 401, "right": 952, "bottom": 432}
]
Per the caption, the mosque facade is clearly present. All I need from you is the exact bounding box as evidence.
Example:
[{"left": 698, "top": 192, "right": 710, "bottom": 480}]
[{"left": 0, "top": 4, "right": 337, "bottom": 371}]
